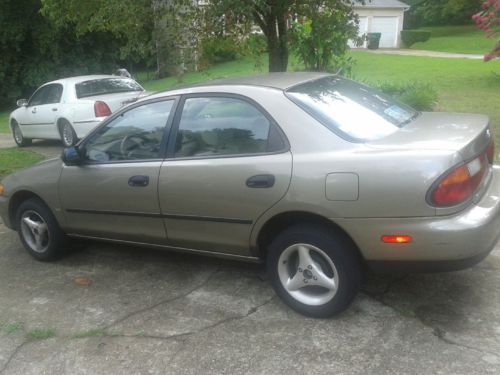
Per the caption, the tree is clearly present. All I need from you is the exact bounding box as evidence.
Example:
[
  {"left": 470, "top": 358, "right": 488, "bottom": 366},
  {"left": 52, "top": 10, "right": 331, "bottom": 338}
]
[
  {"left": 152, "top": 0, "right": 200, "bottom": 78},
  {"left": 472, "top": 0, "right": 500, "bottom": 62},
  {"left": 41, "top": 0, "right": 155, "bottom": 71},
  {"left": 0, "top": 0, "right": 121, "bottom": 107},
  {"left": 405, "top": 0, "right": 482, "bottom": 27},
  {"left": 290, "top": 1, "right": 359, "bottom": 73},
  {"left": 41, "top": 0, "right": 200, "bottom": 79},
  {"left": 206, "top": 1, "right": 361, "bottom": 72}
]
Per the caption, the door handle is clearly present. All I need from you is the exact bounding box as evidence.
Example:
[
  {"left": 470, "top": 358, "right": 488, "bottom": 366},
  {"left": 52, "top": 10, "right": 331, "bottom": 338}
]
[
  {"left": 246, "top": 174, "right": 275, "bottom": 188},
  {"left": 128, "top": 175, "right": 149, "bottom": 187},
  {"left": 52, "top": 108, "right": 58, "bottom": 111}
]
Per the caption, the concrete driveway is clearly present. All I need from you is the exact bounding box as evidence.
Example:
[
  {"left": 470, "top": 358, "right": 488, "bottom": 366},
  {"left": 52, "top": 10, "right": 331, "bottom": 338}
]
[
  {"left": 0, "top": 217, "right": 499, "bottom": 374},
  {"left": 0, "top": 134, "right": 62, "bottom": 159}
]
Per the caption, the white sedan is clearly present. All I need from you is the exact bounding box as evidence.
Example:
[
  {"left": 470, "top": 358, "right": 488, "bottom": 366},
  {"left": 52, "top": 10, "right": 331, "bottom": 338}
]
[{"left": 9, "top": 75, "right": 148, "bottom": 147}]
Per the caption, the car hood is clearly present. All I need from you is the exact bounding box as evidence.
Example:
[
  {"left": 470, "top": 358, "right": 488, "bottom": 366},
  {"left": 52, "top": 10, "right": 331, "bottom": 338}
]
[{"left": 367, "top": 112, "right": 491, "bottom": 160}]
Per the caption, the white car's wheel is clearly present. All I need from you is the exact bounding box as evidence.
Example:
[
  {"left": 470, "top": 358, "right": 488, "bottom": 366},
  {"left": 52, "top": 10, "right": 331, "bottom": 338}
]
[
  {"left": 60, "top": 120, "right": 77, "bottom": 147},
  {"left": 12, "top": 121, "right": 32, "bottom": 147}
]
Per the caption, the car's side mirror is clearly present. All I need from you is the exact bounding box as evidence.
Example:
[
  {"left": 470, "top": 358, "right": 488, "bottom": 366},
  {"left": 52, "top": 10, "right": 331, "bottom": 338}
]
[
  {"left": 16, "top": 99, "right": 28, "bottom": 107},
  {"left": 61, "top": 146, "right": 83, "bottom": 166}
]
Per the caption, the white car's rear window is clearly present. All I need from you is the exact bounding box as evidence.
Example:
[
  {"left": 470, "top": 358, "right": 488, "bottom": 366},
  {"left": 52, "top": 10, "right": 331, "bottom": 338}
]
[
  {"left": 76, "top": 78, "right": 143, "bottom": 99},
  {"left": 285, "top": 76, "right": 419, "bottom": 142}
]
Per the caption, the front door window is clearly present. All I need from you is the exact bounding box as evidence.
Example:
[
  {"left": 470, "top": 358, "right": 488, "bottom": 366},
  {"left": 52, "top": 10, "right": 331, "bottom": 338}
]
[{"left": 83, "top": 100, "right": 174, "bottom": 162}]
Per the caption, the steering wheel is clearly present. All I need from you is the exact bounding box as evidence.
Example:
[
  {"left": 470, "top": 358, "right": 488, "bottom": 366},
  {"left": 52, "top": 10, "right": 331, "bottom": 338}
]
[{"left": 120, "top": 134, "right": 148, "bottom": 158}]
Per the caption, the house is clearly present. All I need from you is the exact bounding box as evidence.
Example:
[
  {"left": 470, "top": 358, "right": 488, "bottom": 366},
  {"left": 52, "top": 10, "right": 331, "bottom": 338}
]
[{"left": 352, "top": 0, "right": 410, "bottom": 48}]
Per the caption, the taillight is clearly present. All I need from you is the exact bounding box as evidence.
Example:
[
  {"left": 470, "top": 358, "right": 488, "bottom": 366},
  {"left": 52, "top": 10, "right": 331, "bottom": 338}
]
[
  {"left": 486, "top": 139, "right": 495, "bottom": 164},
  {"left": 430, "top": 155, "right": 487, "bottom": 207},
  {"left": 94, "top": 101, "right": 111, "bottom": 117}
]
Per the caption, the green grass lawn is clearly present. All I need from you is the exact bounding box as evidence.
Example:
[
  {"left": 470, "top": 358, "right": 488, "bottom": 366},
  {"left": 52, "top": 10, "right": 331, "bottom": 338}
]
[
  {"left": 410, "top": 25, "right": 499, "bottom": 55},
  {"left": 350, "top": 52, "right": 500, "bottom": 147},
  {"left": 0, "top": 111, "right": 9, "bottom": 133},
  {"left": 139, "top": 55, "right": 268, "bottom": 92},
  {"left": 139, "top": 52, "right": 500, "bottom": 149},
  {"left": 1, "top": 51, "right": 499, "bottom": 149},
  {"left": 0, "top": 148, "right": 45, "bottom": 179}
]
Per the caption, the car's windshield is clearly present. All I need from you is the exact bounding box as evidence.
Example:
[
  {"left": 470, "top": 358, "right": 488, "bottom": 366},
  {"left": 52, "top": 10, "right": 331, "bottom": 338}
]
[
  {"left": 75, "top": 78, "right": 143, "bottom": 99},
  {"left": 285, "top": 76, "right": 419, "bottom": 142}
]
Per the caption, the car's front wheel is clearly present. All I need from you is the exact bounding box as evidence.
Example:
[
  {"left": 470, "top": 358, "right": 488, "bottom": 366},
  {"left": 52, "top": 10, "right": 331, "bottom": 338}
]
[
  {"left": 12, "top": 121, "right": 32, "bottom": 147},
  {"left": 16, "top": 198, "right": 68, "bottom": 261},
  {"left": 267, "top": 224, "right": 362, "bottom": 318},
  {"left": 59, "top": 120, "right": 77, "bottom": 147}
]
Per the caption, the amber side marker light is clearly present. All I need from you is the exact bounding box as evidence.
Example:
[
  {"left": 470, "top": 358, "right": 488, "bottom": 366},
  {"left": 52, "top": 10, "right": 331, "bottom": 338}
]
[
  {"left": 381, "top": 235, "right": 412, "bottom": 244},
  {"left": 0, "top": 184, "right": 4, "bottom": 196}
]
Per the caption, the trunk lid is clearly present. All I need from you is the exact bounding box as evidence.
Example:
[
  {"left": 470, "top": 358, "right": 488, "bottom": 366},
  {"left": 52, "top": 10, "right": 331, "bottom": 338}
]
[
  {"left": 368, "top": 112, "right": 492, "bottom": 161},
  {"left": 81, "top": 91, "right": 152, "bottom": 113}
]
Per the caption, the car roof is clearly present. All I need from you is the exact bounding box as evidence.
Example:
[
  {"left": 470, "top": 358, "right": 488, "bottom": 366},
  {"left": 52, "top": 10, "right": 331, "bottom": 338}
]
[
  {"left": 145, "top": 72, "right": 333, "bottom": 101},
  {"left": 44, "top": 75, "right": 131, "bottom": 86},
  {"left": 198, "top": 72, "right": 332, "bottom": 90}
]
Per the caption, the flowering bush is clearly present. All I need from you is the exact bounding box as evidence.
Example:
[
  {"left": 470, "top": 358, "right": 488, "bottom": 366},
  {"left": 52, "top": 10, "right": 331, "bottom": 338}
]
[{"left": 472, "top": 0, "right": 500, "bottom": 62}]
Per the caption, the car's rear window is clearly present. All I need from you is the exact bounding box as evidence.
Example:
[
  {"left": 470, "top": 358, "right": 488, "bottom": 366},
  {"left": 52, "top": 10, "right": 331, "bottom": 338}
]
[
  {"left": 285, "top": 76, "right": 419, "bottom": 142},
  {"left": 75, "top": 78, "right": 143, "bottom": 99}
]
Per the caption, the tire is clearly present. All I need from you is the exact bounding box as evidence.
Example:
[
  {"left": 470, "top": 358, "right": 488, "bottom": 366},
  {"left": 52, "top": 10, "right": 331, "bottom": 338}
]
[
  {"left": 59, "top": 120, "right": 77, "bottom": 147},
  {"left": 16, "top": 198, "right": 68, "bottom": 261},
  {"left": 12, "top": 121, "right": 32, "bottom": 147},
  {"left": 267, "top": 224, "right": 362, "bottom": 318}
]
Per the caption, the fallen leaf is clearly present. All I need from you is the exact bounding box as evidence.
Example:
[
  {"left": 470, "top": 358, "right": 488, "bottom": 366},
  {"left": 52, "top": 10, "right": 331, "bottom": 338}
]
[{"left": 74, "top": 277, "right": 92, "bottom": 286}]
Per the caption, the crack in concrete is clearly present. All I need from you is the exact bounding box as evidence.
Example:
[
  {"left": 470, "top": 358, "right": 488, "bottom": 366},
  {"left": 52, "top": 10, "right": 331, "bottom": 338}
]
[
  {"left": 103, "top": 268, "right": 220, "bottom": 331},
  {"left": 362, "top": 291, "right": 500, "bottom": 360},
  {"left": 104, "top": 295, "right": 277, "bottom": 343},
  {"left": 432, "top": 327, "right": 500, "bottom": 359},
  {"left": 0, "top": 341, "right": 27, "bottom": 375}
]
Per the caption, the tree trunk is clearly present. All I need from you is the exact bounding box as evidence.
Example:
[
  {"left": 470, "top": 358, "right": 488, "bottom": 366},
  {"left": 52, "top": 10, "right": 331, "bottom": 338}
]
[{"left": 265, "top": 15, "right": 288, "bottom": 72}]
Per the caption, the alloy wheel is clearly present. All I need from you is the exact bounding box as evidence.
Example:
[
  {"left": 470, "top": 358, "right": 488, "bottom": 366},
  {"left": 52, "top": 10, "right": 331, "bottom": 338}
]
[
  {"left": 20, "top": 210, "right": 50, "bottom": 253},
  {"left": 277, "top": 243, "right": 339, "bottom": 306}
]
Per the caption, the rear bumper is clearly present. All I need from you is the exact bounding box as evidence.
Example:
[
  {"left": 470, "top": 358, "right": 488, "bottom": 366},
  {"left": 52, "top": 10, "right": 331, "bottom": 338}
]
[
  {"left": 334, "top": 165, "right": 500, "bottom": 272},
  {"left": 366, "top": 246, "right": 494, "bottom": 273}
]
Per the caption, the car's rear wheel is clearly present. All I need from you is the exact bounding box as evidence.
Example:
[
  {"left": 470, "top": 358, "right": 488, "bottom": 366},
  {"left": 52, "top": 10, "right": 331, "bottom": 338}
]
[
  {"left": 12, "top": 121, "right": 32, "bottom": 147},
  {"left": 267, "top": 224, "right": 362, "bottom": 318},
  {"left": 60, "top": 120, "right": 77, "bottom": 147},
  {"left": 16, "top": 198, "right": 68, "bottom": 261}
]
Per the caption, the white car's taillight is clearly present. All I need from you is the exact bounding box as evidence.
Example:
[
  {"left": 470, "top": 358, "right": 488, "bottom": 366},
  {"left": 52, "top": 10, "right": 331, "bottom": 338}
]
[{"left": 94, "top": 101, "right": 111, "bottom": 117}]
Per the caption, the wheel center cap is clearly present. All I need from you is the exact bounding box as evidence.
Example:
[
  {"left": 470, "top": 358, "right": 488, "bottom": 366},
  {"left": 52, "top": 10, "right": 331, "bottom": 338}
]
[{"left": 303, "top": 269, "right": 313, "bottom": 279}]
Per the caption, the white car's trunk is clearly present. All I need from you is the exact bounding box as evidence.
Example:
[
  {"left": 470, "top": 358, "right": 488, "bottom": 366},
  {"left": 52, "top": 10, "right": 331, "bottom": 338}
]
[{"left": 81, "top": 91, "right": 151, "bottom": 113}]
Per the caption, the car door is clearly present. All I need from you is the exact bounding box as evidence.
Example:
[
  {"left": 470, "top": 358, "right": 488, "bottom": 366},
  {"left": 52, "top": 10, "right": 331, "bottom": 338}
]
[
  {"left": 59, "top": 97, "right": 178, "bottom": 244},
  {"left": 20, "top": 84, "right": 63, "bottom": 139},
  {"left": 158, "top": 94, "right": 292, "bottom": 256}
]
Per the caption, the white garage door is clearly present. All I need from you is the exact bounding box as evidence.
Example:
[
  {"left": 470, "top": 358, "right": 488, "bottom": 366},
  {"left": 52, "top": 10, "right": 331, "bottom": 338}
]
[
  {"left": 348, "top": 16, "right": 368, "bottom": 48},
  {"left": 371, "top": 16, "right": 399, "bottom": 48}
]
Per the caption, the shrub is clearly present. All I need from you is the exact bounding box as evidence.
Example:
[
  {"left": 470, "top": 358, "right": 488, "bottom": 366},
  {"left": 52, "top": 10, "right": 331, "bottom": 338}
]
[
  {"left": 400, "top": 30, "right": 431, "bottom": 47},
  {"left": 201, "top": 37, "right": 239, "bottom": 66},
  {"left": 243, "top": 34, "right": 268, "bottom": 55},
  {"left": 200, "top": 37, "right": 239, "bottom": 66},
  {"left": 372, "top": 82, "right": 438, "bottom": 111}
]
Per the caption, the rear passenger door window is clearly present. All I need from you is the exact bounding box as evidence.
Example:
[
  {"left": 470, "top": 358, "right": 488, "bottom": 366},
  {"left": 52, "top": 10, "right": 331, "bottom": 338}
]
[{"left": 174, "top": 96, "right": 284, "bottom": 158}]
